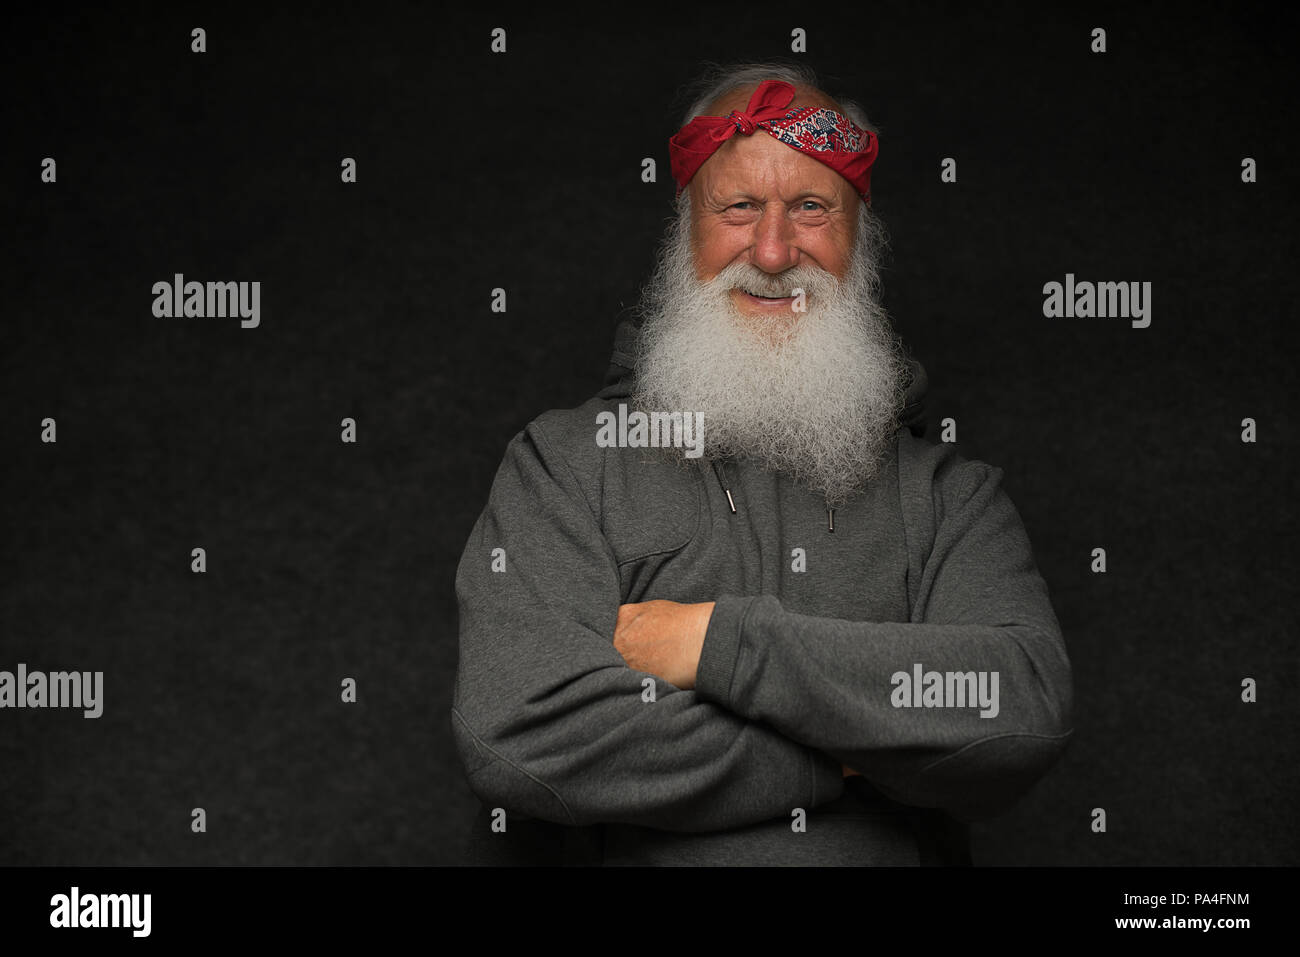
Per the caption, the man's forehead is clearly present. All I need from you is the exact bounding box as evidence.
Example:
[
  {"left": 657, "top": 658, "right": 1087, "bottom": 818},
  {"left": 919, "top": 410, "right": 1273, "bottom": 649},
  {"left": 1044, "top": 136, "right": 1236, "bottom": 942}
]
[{"left": 699, "top": 133, "right": 847, "bottom": 199}]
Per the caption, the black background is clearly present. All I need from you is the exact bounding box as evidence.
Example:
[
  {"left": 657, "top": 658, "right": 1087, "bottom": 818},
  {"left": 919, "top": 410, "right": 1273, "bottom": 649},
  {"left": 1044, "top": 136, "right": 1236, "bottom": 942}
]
[{"left": 2, "top": 0, "right": 1296, "bottom": 866}]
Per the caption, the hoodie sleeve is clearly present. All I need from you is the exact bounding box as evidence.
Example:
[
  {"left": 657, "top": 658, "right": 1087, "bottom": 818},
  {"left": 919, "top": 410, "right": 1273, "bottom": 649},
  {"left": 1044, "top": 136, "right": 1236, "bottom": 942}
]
[
  {"left": 452, "top": 419, "right": 845, "bottom": 833},
  {"left": 693, "top": 441, "right": 1074, "bottom": 822}
]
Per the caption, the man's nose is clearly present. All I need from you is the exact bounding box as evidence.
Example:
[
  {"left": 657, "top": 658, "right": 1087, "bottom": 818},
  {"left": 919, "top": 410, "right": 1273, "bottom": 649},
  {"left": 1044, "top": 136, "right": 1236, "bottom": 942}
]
[{"left": 750, "top": 208, "right": 800, "bottom": 273}]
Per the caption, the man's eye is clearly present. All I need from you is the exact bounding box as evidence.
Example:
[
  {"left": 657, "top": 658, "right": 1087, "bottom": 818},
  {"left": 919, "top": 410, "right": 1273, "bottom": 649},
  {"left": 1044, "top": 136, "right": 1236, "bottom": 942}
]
[
  {"left": 801, "top": 201, "right": 826, "bottom": 211},
  {"left": 728, "top": 202, "right": 754, "bottom": 210}
]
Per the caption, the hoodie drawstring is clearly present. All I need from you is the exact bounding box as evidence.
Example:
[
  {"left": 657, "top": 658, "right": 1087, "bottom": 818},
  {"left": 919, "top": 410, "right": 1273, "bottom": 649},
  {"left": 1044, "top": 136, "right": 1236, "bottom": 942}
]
[
  {"left": 710, "top": 460, "right": 837, "bottom": 533},
  {"left": 710, "top": 460, "right": 737, "bottom": 514}
]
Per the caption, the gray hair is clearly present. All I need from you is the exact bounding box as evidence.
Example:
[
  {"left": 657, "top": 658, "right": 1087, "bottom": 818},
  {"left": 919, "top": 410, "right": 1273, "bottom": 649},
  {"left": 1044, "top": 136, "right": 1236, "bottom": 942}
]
[{"left": 678, "top": 61, "right": 876, "bottom": 137}]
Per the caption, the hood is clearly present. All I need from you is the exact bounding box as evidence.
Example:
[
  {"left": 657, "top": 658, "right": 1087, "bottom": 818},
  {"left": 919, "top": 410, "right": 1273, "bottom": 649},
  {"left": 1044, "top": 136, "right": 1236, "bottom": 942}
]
[{"left": 596, "top": 307, "right": 929, "bottom": 439}]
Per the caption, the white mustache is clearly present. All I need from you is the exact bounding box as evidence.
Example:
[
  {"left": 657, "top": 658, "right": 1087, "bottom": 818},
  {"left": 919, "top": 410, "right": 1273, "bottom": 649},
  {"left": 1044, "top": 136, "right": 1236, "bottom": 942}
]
[{"left": 716, "top": 264, "right": 838, "bottom": 301}]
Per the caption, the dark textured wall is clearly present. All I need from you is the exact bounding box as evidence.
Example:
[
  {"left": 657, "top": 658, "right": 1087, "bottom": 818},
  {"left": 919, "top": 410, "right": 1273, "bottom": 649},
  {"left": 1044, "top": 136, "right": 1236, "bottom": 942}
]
[{"left": 2, "top": 0, "right": 1295, "bottom": 866}]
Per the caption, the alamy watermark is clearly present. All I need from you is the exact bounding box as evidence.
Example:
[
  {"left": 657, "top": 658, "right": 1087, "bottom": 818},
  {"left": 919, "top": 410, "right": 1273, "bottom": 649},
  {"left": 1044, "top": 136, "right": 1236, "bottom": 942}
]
[
  {"left": 890, "top": 663, "right": 999, "bottom": 718},
  {"left": 50, "top": 887, "right": 150, "bottom": 937},
  {"left": 0, "top": 664, "right": 102, "bottom": 718},
  {"left": 152, "top": 274, "right": 260, "bottom": 328},
  {"left": 596, "top": 403, "right": 704, "bottom": 458},
  {"left": 1042, "top": 273, "right": 1151, "bottom": 328}
]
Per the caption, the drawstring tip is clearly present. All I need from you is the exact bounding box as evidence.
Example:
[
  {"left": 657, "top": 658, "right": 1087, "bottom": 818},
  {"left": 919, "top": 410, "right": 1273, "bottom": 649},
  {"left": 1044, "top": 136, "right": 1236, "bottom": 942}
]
[
  {"left": 827, "top": 508, "right": 835, "bottom": 533},
  {"left": 710, "top": 460, "right": 738, "bottom": 515}
]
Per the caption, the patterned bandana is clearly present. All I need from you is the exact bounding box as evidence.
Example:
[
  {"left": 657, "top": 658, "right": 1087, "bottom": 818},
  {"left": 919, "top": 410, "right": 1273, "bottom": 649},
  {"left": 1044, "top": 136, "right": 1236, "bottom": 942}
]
[{"left": 668, "top": 79, "right": 879, "bottom": 202}]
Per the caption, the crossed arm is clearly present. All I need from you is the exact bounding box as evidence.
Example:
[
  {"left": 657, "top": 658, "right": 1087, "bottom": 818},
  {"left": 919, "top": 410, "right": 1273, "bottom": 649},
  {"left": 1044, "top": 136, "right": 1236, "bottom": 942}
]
[
  {"left": 453, "top": 419, "right": 1073, "bottom": 832},
  {"left": 613, "top": 599, "right": 862, "bottom": 779}
]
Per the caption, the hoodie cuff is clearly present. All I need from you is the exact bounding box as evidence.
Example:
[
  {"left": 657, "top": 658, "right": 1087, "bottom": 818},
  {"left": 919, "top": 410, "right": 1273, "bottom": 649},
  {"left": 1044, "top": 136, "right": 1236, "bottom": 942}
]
[{"left": 695, "top": 594, "right": 753, "bottom": 708}]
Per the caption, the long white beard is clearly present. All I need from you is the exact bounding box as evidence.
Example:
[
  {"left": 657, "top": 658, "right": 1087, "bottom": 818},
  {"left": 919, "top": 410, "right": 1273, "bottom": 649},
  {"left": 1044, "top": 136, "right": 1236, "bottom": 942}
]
[{"left": 632, "top": 201, "right": 911, "bottom": 507}]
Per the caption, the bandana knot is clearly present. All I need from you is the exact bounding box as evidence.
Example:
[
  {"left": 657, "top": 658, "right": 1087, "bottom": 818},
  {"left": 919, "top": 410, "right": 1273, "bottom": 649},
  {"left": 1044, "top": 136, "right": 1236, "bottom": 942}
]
[{"left": 726, "top": 109, "right": 758, "bottom": 136}]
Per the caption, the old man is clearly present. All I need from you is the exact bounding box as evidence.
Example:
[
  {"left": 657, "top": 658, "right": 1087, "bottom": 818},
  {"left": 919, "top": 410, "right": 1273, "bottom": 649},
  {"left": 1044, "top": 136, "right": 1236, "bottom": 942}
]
[{"left": 452, "top": 62, "right": 1073, "bottom": 865}]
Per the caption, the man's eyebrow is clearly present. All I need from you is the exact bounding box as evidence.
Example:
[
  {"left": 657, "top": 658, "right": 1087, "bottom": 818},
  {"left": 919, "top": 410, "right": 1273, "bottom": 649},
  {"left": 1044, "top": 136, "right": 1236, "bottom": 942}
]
[
  {"left": 703, "top": 192, "right": 759, "bottom": 208},
  {"left": 701, "top": 189, "right": 842, "bottom": 210},
  {"left": 789, "top": 190, "right": 839, "bottom": 204}
]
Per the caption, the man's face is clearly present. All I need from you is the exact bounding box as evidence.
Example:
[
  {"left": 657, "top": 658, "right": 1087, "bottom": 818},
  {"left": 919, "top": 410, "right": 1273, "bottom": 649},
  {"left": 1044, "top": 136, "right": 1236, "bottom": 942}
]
[
  {"left": 689, "top": 86, "right": 861, "bottom": 322},
  {"left": 633, "top": 81, "right": 907, "bottom": 506}
]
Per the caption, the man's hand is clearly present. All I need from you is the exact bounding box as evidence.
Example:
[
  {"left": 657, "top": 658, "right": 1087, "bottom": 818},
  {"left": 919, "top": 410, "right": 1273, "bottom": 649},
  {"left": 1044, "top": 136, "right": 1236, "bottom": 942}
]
[{"left": 614, "top": 600, "right": 715, "bottom": 689}]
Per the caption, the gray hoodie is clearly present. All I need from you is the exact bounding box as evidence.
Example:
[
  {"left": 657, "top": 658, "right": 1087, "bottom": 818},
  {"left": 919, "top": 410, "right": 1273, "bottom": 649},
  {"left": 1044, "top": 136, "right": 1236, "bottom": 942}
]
[{"left": 452, "top": 314, "right": 1074, "bottom": 865}]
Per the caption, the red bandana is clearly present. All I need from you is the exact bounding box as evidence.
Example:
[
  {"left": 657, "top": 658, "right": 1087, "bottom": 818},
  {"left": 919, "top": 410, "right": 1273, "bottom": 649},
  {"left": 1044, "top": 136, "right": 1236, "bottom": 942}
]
[{"left": 668, "top": 79, "right": 879, "bottom": 203}]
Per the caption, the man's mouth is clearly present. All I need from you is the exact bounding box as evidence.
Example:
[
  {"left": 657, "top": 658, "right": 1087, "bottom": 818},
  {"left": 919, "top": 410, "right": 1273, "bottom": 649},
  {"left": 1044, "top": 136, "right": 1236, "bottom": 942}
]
[{"left": 737, "top": 289, "right": 796, "bottom": 306}]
